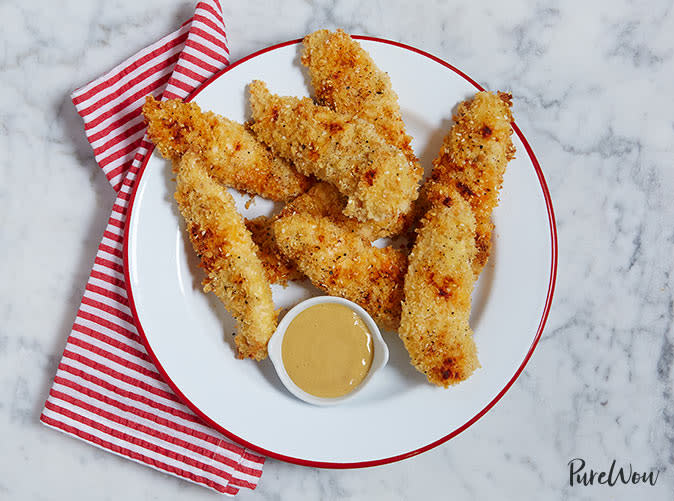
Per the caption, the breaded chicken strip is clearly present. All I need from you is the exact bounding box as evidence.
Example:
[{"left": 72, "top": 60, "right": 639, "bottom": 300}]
[
  {"left": 245, "top": 216, "right": 303, "bottom": 286},
  {"left": 400, "top": 91, "right": 514, "bottom": 386},
  {"left": 143, "top": 96, "right": 311, "bottom": 201},
  {"left": 426, "top": 91, "right": 515, "bottom": 276},
  {"left": 246, "top": 181, "right": 405, "bottom": 286},
  {"left": 399, "top": 188, "right": 480, "bottom": 387},
  {"left": 301, "top": 29, "right": 421, "bottom": 173},
  {"left": 273, "top": 213, "right": 406, "bottom": 331},
  {"left": 174, "top": 152, "right": 277, "bottom": 360},
  {"left": 249, "top": 81, "right": 419, "bottom": 225},
  {"left": 278, "top": 182, "right": 399, "bottom": 241}
]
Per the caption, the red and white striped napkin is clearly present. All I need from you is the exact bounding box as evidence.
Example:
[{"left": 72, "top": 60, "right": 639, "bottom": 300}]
[{"left": 40, "top": 1, "right": 265, "bottom": 495}]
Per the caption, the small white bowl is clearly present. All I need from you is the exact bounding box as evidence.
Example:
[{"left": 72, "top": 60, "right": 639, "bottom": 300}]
[{"left": 267, "top": 296, "right": 389, "bottom": 406}]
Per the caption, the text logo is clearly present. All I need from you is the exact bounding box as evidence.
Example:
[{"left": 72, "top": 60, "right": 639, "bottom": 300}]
[{"left": 568, "top": 458, "right": 659, "bottom": 487}]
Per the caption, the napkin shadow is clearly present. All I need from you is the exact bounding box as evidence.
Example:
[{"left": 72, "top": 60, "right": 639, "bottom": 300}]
[
  {"left": 60, "top": 95, "right": 101, "bottom": 167},
  {"left": 35, "top": 96, "right": 119, "bottom": 419}
]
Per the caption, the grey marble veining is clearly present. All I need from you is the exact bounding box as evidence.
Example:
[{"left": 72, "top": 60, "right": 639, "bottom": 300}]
[{"left": 1, "top": 0, "right": 673, "bottom": 499}]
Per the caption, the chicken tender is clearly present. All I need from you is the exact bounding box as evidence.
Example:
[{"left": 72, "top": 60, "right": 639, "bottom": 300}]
[
  {"left": 248, "top": 80, "right": 419, "bottom": 225},
  {"left": 278, "top": 182, "right": 401, "bottom": 241},
  {"left": 246, "top": 182, "right": 399, "bottom": 286},
  {"left": 273, "top": 213, "right": 406, "bottom": 330},
  {"left": 399, "top": 189, "right": 479, "bottom": 387},
  {"left": 426, "top": 91, "right": 515, "bottom": 276},
  {"left": 174, "top": 152, "right": 277, "bottom": 360},
  {"left": 400, "top": 91, "right": 514, "bottom": 386},
  {"left": 301, "top": 29, "right": 421, "bottom": 173},
  {"left": 245, "top": 215, "right": 303, "bottom": 285},
  {"left": 143, "top": 96, "right": 311, "bottom": 201}
]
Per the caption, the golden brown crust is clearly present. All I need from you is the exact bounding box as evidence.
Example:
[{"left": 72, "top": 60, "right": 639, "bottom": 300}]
[
  {"left": 301, "top": 30, "right": 421, "bottom": 174},
  {"left": 143, "top": 95, "right": 311, "bottom": 201},
  {"left": 248, "top": 80, "right": 419, "bottom": 226},
  {"left": 399, "top": 189, "right": 480, "bottom": 387},
  {"left": 245, "top": 182, "right": 406, "bottom": 287},
  {"left": 245, "top": 216, "right": 304, "bottom": 285},
  {"left": 399, "top": 91, "right": 515, "bottom": 386},
  {"left": 174, "top": 152, "right": 277, "bottom": 360},
  {"left": 273, "top": 212, "right": 407, "bottom": 331},
  {"left": 279, "top": 182, "right": 406, "bottom": 240},
  {"left": 425, "top": 91, "right": 515, "bottom": 276}
]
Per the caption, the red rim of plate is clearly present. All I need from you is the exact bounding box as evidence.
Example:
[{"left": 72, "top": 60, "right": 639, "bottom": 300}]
[{"left": 123, "top": 36, "right": 558, "bottom": 469}]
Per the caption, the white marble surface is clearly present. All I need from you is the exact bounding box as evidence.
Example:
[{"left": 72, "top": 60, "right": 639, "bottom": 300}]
[{"left": 1, "top": 0, "right": 673, "bottom": 499}]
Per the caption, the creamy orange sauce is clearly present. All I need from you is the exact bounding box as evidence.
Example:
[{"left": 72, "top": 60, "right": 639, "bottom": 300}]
[{"left": 281, "top": 303, "right": 373, "bottom": 398}]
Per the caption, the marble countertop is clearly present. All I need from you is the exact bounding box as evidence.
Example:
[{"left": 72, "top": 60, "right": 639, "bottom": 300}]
[{"left": 2, "top": 0, "right": 673, "bottom": 499}]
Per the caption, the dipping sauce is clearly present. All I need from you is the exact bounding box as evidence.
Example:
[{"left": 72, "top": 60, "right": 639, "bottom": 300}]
[{"left": 281, "top": 303, "right": 374, "bottom": 398}]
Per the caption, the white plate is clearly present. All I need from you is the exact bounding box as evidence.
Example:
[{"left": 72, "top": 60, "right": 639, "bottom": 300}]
[{"left": 125, "top": 37, "right": 557, "bottom": 467}]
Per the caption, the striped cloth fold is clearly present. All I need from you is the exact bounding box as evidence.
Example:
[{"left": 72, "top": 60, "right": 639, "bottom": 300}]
[{"left": 41, "top": 0, "right": 265, "bottom": 495}]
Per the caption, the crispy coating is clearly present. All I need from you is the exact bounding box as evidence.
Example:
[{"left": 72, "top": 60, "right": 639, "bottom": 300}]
[
  {"left": 245, "top": 216, "right": 303, "bottom": 285},
  {"left": 301, "top": 29, "right": 422, "bottom": 174},
  {"left": 174, "top": 152, "right": 277, "bottom": 360},
  {"left": 400, "top": 91, "right": 514, "bottom": 386},
  {"left": 399, "top": 189, "right": 480, "bottom": 387},
  {"left": 143, "top": 96, "right": 311, "bottom": 201},
  {"left": 273, "top": 213, "right": 407, "bottom": 331},
  {"left": 426, "top": 91, "right": 515, "bottom": 276},
  {"left": 279, "top": 182, "right": 402, "bottom": 240},
  {"left": 245, "top": 182, "right": 402, "bottom": 286},
  {"left": 248, "top": 80, "right": 419, "bottom": 225}
]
